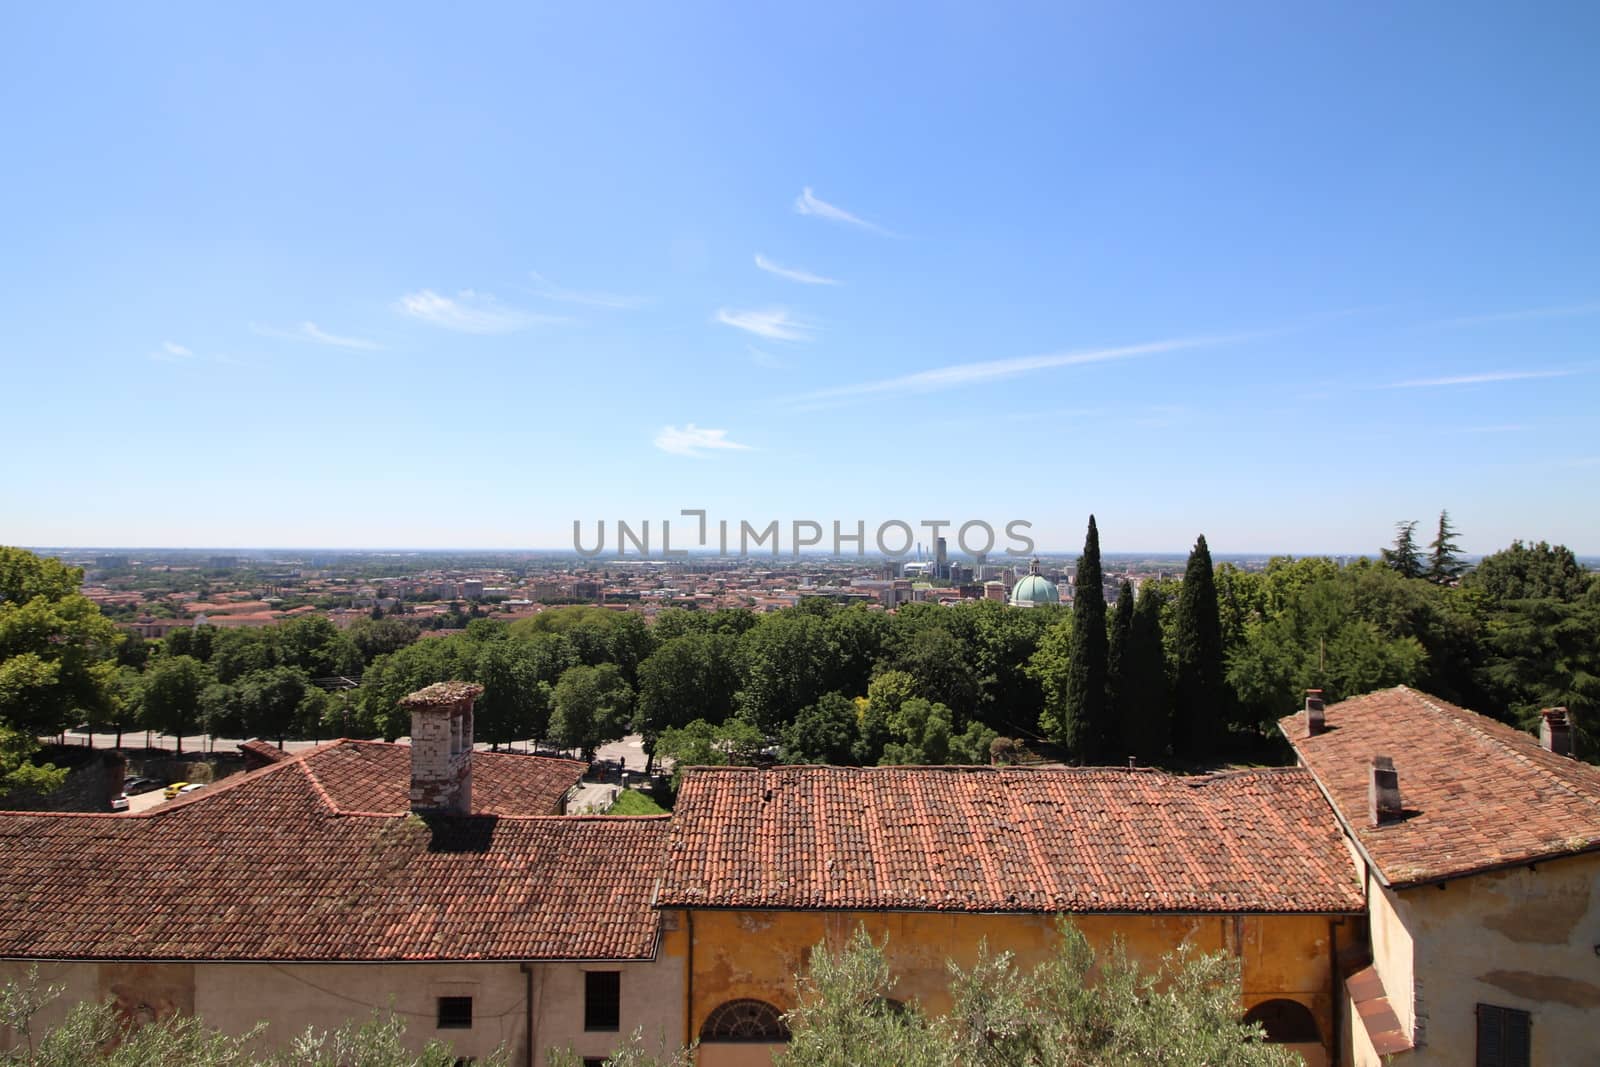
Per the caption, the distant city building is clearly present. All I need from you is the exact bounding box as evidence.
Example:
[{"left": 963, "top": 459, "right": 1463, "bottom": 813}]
[
  {"left": 934, "top": 536, "right": 948, "bottom": 580},
  {"left": 462, "top": 579, "right": 485, "bottom": 600}
]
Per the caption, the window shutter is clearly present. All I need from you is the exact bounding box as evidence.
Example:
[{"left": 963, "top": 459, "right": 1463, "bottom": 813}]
[
  {"left": 1477, "top": 1004, "right": 1504, "bottom": 1067},
  {"left": 1477, "top": 1003, "right": 1531, "bottom": 1067},
  {"left": 1505, "top": 1007, "right": 1531, "bottom": 1067}
]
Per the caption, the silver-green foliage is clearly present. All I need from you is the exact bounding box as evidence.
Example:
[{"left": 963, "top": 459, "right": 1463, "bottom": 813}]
[{"left": 777, "top": 921, "right": 1302, "bottom": 1067}]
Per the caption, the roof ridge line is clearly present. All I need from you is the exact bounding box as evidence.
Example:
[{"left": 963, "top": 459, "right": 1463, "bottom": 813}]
[
  {"left": 296, "top": 758, "right": 342, "bottom": 814},
  {"left": 1402, "top": 687, "right": 1600, "bottom": 813},
  {"left": 142, "top": 739, "right": 349, "bottom": 818}
]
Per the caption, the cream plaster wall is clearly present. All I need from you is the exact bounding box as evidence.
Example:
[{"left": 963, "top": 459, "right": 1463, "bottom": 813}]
[
  {"left": 0, "top": 958, "right": 684, "bottom": 1067},
  {"left": 1366, "top": 882, "right": 1418, "bottom": 1041},
  {"left": 1390, "top": 851, "right": 1600, "bottom": 1067}
]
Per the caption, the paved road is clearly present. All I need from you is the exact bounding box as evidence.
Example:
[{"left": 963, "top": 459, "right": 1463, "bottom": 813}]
[{"left": 61, "top": 730, "right": 662, "bottom": 766}]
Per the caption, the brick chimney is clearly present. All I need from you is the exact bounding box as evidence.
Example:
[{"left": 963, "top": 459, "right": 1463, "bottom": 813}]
[
  {"left": 1369, "top": 755, "right": 1402, "bottom": 826},
  {"left": 1304, "top": 689, "right": 1326, "bottom": 737},
  {"left": 400, "top": 681, "right": 482, "bottom": 815},
  {"left": 1539, "top": 707, "right": 1574, "bottom": 758}
]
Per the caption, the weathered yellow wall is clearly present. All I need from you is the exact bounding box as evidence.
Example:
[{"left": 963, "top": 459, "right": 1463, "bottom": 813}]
[
  {"left": 684, "top": 910, "right": 1338, "bottom": 1064},
  {"left": 1381, "top": 851, "right": 1600, "bottom": 1067}
]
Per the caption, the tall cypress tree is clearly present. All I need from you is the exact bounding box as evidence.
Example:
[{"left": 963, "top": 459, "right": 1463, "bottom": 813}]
[
  {"left": 1061, "top": 515, "right": 1108, "bottom": 761},
  {"left": 1106, "top": 579, "right": 1135, "bottom": 760},
  {"left": 1173, "top": 534, "right": 1225, "bottom": 761},
  {"left": 1121, "top": 583, "right": 1171, "bottom": 762}
]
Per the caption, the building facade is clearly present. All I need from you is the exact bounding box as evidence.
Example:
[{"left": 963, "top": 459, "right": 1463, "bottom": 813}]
[
  {"left": 657, "top": 764, "right": 1365, "bottom": 1066},
  {"left": 0, "top": 684, "right": 685, "bottom": 1066},
  {"left": 1284, "top": 688, "right": 1600, "bottom": 1067}
]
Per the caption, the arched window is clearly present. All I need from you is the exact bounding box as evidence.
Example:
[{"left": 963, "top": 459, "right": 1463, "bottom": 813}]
[
  {"left": 699, "top": 999, "right": 790, "bottom": 1043},
  {"left": 1243, "top": 999, "right": 1321, "bottom": 1044}
]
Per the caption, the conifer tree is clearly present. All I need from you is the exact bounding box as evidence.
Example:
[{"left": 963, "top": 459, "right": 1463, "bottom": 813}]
[
  {"left": 1121, "top": 583, "right": 1171, "bottom": 762},
  {"left": 1173, "top": 535, "right": 1224, "bottom": 760},
  {"left": 1060, "top": 516, "right": 1109, "bottom": 761},
  {"left": 1381, "top": 520, "right": 1423, "bottom": 579},
  {"left": 1106, "top": 579, "right": 1135, "bottom": 760},
  {"left": 1427, "top": 509, "right": 1464, "bottom": 584}
]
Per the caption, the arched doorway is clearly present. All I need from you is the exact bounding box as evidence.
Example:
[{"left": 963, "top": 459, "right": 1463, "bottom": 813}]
[{"left": 1243, "top": 998, "right": 1321, "bottom": 1043}]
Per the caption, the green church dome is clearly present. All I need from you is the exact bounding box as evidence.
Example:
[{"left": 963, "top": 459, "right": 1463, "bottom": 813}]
[{"left": 1009, "top": 560, "right": 1060, "bottom": 607}]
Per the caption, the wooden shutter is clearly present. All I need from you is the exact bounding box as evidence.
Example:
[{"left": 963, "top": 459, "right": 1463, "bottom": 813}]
[{"left": 1477, "top": 1003, "right": 1531, "bottom": 1067}]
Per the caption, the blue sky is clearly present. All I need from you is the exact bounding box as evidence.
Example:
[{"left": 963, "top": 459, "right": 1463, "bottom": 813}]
[{"left": 2, "top": 2, "right": 1597, "bottom": 554}]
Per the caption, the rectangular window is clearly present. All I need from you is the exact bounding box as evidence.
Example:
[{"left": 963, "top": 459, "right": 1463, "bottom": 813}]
[
  {"left": 437, "top": 996, "right": 473, "bottom": 1030},
  {"left": 584, "top": 971, "right": 621, "bottom": 1032},
  {"left": 583, "top": 1060, "right": 605, "bottom": 1067},
  {"left": 1476, "top": 1003, "right": 1531, "bottom": 1067}
]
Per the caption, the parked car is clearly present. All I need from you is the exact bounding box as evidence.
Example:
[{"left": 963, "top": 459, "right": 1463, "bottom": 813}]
[
  {"left": 124, "top": 776, "right": 161, "bottom": 795},
  {"left": 110, "top": 794, "right": 129, "bottom": 812},
  {"left": 177, "top": 783, "right": 206, "bottom": 796},
  {"left": 163, "top": 781, "right": 190, "bottom": 800}
]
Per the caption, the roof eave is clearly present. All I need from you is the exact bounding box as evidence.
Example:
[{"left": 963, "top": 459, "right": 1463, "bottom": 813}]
[{"left": 1280, "top": 721, "right": 1395, "bottom": 890}]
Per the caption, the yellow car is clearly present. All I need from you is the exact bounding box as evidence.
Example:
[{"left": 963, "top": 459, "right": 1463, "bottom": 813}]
[{"left": 162, "top": 781, "right": 189, "bottom": 800}]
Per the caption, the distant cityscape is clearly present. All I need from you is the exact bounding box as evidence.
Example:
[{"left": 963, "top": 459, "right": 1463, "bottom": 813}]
[{"left": 33, "top": 546, "right": 1407, "bottom": 642}]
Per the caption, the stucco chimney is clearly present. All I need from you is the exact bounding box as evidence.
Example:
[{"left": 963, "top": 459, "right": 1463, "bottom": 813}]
[
  {"left": 1304, "top": 689, "right": 1326, "bottom": 737},
  {"left": 1369, "top": 755, "right": 1402, "bottom": 826},
  {"left": 399, "top": 681, "right": 482, "bottom": 815},
  {"left": 1539, "top": 707, "right": 1573, "bottom": 758}
]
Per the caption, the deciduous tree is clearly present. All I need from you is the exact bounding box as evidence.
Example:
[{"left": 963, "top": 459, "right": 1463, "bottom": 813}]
[
  {"left": 138, "top": 655, "right": 213, "bottom": 753},
  {"left": 549, "top": 663, "right": 634, "bottom": 760}
]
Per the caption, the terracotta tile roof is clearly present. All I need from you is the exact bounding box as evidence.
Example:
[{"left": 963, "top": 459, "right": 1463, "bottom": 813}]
[
  {"left": 659, "top": 765, "right": 1362, "bottom": 914},
  {"left": 238, "top": 739, "right": 290, "bottom": 768},
  {"left": 1280, "top": 686, "right": 1600, "bottom": 887},
  {"left": 299, "top": 740, "right": 584, "bottom": 816},
  {"left": 0, "top": 743, "right": 663, "bottom": 961},
  {"left": 1346, "top": 965, "right": 1413, "bottom": 1057}
]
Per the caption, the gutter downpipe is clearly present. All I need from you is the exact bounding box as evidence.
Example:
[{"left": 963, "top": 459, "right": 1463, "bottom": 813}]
[
  {"left": 685, "top": 910, "right": 695, "bottom": 1057},
  {"left": 520, "top": 962, "right": 536, "bottom": 1067},
  {"left": 1328, "top": 918, "right": 1341, "bottom": 1067}
]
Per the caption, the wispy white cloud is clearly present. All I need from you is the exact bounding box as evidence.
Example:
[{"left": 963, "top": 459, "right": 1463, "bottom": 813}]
[
  {"left": 150, "top": 341, "right": 193, "bottom": 362},
  {"left": 1381, "top": 369, "right": 1575, "bottom": 389},
  {"left": 754, "top": 254, "right": 841, "bottom": 286},
  {"left": 148, "top": 341, "right": 249, "bottom": 367},
  {"left": 1430, "top": 300, "right": 1600, "bottom": 329},
  {"left": 395, "top": 289, "right": 557, "bottom": 334},
  {"left": 528, "top": 272, "right": 644, "bottom": 309},
  {"left": 715, "top": 307, "right": 814, "bottom": 342},
  {"left": 794, "top": 187, "right": 895, "bottom": 237},
  {"left": 250, "top": 321, "right": 381, "bottom": 350},
  {"left": 653, "top": 424, "right": 753, "bottom": 457},
  {"left": 788, "top": 332, "right": 1247, "bottom": 405}
]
